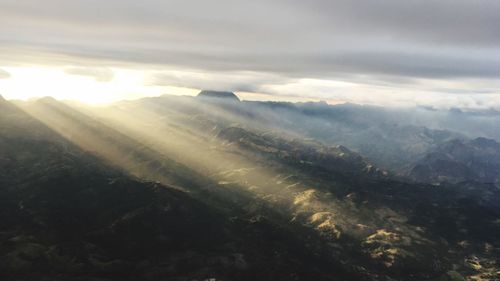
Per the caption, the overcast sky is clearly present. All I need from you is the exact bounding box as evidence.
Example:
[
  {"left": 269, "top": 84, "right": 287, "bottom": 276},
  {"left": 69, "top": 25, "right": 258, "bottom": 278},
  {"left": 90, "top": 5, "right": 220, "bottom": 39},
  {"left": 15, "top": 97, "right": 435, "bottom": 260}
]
[{"left": 1, "top": 0, "right": 500, "bottom": 108}]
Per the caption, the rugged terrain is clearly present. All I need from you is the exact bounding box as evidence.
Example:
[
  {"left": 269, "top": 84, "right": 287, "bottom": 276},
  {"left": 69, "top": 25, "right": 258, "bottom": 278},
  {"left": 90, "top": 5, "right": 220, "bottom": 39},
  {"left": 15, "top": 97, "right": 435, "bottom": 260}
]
[{"left": 0, "top": 92, "right": 499, "bottom": 281}]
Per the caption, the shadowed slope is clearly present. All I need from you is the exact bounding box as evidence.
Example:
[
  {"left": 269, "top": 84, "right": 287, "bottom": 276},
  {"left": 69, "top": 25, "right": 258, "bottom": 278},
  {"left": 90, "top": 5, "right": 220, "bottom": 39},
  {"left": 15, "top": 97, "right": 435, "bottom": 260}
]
[{"left": 17, "top": 97, "right": 207, "bottom": 190}]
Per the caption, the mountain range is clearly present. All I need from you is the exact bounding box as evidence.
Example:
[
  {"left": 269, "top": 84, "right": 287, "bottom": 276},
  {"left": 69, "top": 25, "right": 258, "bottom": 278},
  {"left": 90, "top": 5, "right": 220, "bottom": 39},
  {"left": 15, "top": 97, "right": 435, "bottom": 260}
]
[{"left": 0, "top": 91, "right": 498, "bottom": 281}]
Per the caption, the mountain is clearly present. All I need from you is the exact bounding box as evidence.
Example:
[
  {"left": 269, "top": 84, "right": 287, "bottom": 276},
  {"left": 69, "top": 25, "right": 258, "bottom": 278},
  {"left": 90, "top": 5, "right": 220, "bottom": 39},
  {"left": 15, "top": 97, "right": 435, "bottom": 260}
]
[
  {"left": 1, "top": 96, "right": 499, "bottom": 281},
  {"left": 197, "top": 90, "right": 240, "bottom": 102},
  {"left": 409, "top": 137, "right": 500, "bottom": 184},
  {"left": 101, "top": 95, "right": 499, "bottom": 280},
  {"left": 115, "top": 94, "right": 466, "bottom": 173},
  {"left": 134, "top": 95, "right": 466, "bottom": 171},
  {"left": 258, "top": 102, "right": 464, "bottom": 171},
  {"left": 217, "top": 126, "right": 388, "bottom": 179},
  {"left": 0, "top": 98, "right": 359, "bottom": 281}
]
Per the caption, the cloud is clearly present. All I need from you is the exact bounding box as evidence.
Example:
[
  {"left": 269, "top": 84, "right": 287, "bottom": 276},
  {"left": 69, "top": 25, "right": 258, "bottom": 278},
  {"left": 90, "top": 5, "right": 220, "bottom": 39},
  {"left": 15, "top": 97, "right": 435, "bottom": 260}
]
[
  {"left": 64, "top": 67, "right": 114, "bottom": 82},
  {"left": 148, "top": 70, "right": 291, "bottom": 93},
  {"left": 2, "top": 1, "right": 499, "bottom": 78},
  {"left": 147, "top": 69, "right": 500, "bottom": 110},
  {"left": 1, "top": 0, "right": 500, "bottom": 107},
  {"left": 0, "top": 68, "right": 11, "bottom": 79}
]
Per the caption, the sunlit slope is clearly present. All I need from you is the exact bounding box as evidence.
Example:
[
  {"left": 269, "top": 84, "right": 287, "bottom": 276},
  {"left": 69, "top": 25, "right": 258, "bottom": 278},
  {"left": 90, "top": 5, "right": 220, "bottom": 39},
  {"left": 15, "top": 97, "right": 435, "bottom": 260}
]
[
  {"left": 3, "top": 95, "right": 499, "bottom": 280},
  {"left": 0, "top": 98, "right": 361, "bottom": 281},
  {"left": 215, "top": 126, "right": 500, "bottom": 274},
  {"left": 94, "top": 94, "right": 468, "bottom": 172},
  {"left": 76, "top": 95, "right": 499, "bottom": 280},
  {"left": 16, "top": 97, "right": 209, "bottom": 190}
]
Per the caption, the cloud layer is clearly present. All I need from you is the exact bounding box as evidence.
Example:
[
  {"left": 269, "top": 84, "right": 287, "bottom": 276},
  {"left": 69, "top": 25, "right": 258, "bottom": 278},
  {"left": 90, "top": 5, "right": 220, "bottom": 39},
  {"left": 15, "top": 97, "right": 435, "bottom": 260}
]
[{"left": 1, "top": 0, "right": 500, "bottom": 107}]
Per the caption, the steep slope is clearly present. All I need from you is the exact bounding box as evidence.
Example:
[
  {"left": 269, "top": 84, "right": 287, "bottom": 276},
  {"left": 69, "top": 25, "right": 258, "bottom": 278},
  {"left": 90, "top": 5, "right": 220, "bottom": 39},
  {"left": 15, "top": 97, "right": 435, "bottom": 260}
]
[
  {"left": 18, "top": 97, "right": 208, "bottom": 189},
  {"left": 217, "top": 126, "right": 388, "bottom": 180},
  {"left": 213, "top": 126, "right": 500, "bottom": 281}
]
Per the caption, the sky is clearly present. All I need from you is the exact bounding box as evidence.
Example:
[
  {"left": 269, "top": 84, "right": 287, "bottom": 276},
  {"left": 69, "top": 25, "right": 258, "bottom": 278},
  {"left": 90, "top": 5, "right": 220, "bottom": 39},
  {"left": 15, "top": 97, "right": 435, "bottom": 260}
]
[{"left": 1, "top": 0, "right": 500, "bottom": 108}]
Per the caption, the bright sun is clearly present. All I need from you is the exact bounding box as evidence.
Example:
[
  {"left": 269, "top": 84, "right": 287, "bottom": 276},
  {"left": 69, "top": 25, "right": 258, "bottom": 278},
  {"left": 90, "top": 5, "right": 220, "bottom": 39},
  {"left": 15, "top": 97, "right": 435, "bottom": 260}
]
[{"left": 0, "top": 66, "right": 194, "bottom": 104}]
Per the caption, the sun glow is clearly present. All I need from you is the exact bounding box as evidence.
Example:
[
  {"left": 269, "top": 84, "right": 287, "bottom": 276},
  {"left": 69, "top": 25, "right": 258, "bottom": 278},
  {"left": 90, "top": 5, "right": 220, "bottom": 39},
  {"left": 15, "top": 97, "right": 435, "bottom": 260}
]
[{"left": 0, "top": 66, "right": 194, "bottom": 104}]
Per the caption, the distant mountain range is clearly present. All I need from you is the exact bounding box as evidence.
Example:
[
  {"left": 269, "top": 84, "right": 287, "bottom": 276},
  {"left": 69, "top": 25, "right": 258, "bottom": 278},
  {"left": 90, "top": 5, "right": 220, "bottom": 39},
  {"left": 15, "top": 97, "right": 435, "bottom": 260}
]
[{"left": 0, "top": 92, "right": 498, "bottom": 281}]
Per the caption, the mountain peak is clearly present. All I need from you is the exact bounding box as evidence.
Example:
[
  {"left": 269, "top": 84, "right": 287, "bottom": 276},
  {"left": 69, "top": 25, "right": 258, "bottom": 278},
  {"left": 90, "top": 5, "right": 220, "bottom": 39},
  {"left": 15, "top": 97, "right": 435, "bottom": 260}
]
[{"left": 197, "top": 90, "right": 240, "bottom": 102}]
